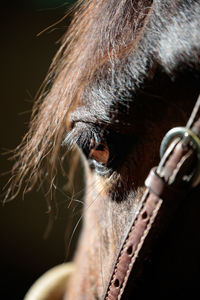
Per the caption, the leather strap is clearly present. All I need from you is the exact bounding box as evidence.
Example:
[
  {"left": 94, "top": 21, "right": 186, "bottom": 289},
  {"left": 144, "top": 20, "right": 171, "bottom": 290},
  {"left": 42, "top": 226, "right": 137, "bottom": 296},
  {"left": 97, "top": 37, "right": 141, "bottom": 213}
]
[{"left": 103, "top": 94, "right": 200, "bottom": 300}]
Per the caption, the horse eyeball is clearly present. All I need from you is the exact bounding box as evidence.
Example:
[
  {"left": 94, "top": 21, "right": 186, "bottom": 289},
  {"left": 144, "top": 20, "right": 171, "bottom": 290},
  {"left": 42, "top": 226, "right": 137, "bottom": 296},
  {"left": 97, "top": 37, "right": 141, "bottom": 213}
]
[{"left": 89, "top": 143, "right": 109, "bottom": 165}]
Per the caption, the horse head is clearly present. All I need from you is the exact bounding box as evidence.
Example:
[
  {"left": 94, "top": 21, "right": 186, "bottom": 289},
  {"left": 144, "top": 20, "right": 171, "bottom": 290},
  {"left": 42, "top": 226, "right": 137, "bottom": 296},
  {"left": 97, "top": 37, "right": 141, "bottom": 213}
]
[{"left": 10, "top": 1, "right": 200, "bottom": 299}]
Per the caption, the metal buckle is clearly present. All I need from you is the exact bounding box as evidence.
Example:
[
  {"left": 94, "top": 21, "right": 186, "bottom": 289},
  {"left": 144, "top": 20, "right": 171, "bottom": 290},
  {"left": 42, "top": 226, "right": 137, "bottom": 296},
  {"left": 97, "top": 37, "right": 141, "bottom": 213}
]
[{"left": 160, "top": 126, "right": 200, "bottom": 187}]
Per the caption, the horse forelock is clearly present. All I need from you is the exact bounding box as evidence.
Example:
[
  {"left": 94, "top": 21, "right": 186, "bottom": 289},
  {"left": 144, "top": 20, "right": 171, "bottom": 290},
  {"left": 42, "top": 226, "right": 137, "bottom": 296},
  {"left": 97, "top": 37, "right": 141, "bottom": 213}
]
[{"left": 8, "top": 0, "right": 153, "bottom": 199}]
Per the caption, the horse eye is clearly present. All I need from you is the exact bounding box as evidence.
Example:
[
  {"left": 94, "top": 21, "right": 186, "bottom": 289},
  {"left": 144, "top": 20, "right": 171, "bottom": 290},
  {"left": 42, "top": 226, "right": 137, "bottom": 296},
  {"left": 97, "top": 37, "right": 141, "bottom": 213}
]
[{"left": 88, "top": 142, "right": 109, "bottom": 165}]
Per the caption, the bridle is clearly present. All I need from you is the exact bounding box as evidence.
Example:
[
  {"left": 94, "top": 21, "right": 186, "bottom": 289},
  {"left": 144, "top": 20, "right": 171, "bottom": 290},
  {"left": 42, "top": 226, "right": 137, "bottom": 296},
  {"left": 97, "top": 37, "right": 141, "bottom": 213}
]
[{"left": 104, "top": 94, "right": 200, "bottom": 299}]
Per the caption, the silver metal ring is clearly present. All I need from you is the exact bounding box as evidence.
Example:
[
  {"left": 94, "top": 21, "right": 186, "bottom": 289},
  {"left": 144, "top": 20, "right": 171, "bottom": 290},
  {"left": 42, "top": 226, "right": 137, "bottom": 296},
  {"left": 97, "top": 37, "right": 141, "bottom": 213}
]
[{"left": 160, "top": 126, "right": 200, "bottom": 187}]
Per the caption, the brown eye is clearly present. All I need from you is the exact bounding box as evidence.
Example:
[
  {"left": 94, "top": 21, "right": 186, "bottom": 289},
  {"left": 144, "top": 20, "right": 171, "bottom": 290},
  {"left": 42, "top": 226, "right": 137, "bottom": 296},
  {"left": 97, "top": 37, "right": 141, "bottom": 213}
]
[{"left": 89, "top": 142, "right": 109, "bottom": 165}]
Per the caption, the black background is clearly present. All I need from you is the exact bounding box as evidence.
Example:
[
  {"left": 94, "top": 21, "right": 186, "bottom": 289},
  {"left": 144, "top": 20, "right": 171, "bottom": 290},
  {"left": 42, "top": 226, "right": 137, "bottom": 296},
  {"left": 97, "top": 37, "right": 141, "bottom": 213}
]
[{"left": 0, "top": 1, "right": 82, "bottom": 299}]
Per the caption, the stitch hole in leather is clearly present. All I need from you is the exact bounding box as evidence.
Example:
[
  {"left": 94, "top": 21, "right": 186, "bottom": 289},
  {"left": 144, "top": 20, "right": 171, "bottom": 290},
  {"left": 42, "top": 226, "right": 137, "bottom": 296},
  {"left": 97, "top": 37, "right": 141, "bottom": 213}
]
[
  {"left": 126, "top": 245, "right": 133, "bottom": 255},
  {"left": 142, "top": 211, "right": 148, "bottom": 219},
  {"left": 114, "top": 278, "right": 120, "bottom": 288}
]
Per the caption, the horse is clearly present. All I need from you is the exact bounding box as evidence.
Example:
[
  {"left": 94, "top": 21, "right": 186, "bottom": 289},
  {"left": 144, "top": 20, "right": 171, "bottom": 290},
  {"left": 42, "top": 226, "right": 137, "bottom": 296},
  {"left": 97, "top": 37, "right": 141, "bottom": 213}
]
[{"left": 9, "top": 0, "right": 200, "bottom": 299}]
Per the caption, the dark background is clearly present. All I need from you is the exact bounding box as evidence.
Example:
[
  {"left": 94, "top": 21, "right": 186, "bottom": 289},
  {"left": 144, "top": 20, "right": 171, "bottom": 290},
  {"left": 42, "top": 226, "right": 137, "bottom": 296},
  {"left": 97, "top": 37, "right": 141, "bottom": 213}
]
[{"left": 0, "top": 1, "right": 83, "bottom": 299}]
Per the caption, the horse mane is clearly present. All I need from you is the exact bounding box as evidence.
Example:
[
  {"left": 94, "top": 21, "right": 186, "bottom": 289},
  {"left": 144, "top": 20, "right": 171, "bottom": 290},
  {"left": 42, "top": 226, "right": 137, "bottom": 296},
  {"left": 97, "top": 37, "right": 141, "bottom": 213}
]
[{"left": 7, "top": 0, "right": 200, "bottom": 202}]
